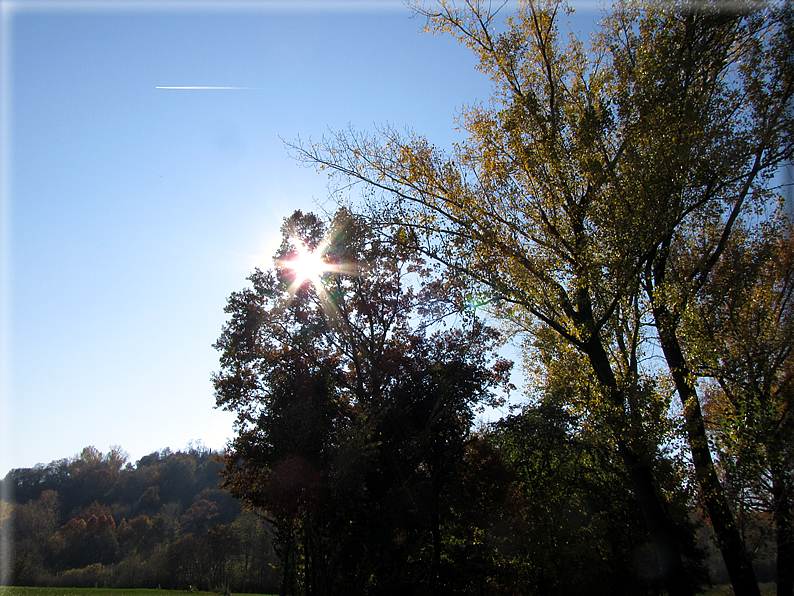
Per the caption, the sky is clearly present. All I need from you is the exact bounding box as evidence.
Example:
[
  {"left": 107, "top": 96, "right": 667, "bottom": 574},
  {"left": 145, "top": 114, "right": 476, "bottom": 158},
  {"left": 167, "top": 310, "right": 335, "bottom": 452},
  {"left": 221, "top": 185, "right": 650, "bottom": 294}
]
[{"left": 0, "top": 0, "right": 609, "bottom": 475}]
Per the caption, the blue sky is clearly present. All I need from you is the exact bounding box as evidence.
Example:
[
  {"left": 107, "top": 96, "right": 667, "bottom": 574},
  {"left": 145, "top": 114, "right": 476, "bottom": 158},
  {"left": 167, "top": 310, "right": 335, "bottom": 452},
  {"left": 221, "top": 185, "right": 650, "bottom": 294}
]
[{"left": 1, "top": 0, "right": 604, "bottom": 474}]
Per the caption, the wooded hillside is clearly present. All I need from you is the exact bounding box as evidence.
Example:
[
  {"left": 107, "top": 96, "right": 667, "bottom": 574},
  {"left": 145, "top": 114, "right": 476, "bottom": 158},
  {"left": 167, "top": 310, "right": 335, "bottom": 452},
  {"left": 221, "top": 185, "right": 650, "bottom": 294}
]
[{"left": 0, "top": 444, "right": 278, "bottom": 593}]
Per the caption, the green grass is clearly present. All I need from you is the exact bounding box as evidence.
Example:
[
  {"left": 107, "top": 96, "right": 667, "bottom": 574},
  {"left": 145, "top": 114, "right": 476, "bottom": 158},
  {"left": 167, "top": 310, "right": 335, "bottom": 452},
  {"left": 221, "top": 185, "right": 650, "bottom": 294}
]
[{"left": 0, "top": 589, "right": 275, "bottom": 596}]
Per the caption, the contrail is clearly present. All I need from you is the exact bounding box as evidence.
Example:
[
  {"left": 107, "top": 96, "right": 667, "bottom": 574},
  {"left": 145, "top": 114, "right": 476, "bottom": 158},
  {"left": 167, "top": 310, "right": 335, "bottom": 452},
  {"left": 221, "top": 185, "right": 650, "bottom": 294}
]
[{"left": 156, "top": 86, "right": 256, "bottom": 89}]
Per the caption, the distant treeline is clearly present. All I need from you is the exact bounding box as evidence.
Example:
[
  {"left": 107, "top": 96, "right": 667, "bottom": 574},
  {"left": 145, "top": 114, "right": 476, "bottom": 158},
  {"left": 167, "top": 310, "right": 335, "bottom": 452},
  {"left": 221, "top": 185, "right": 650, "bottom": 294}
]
[{"left": 0, "top": 444, "right": 278, "bottom": 593}]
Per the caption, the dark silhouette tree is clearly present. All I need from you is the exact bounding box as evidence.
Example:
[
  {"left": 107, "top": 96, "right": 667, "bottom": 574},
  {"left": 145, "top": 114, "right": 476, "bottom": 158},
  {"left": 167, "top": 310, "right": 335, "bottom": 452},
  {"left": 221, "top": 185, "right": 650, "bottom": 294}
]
[{"left": 213, "top": 209, "right": 512, "bottom": 595}]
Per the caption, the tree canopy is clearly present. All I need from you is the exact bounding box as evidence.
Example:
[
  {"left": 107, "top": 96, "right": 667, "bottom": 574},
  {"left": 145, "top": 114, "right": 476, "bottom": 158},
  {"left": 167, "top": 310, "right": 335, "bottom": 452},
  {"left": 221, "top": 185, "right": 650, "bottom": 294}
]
[
  {"left": 213, "top": 209, "right": 518, "bottom": 594},
  {"left": 292, "top": 1, "right": 793, "bottom": 595}
]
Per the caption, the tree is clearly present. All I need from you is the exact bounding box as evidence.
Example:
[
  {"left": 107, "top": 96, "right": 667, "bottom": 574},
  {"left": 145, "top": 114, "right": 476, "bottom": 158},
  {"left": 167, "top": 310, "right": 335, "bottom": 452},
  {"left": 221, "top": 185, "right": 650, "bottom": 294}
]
[
  {"left": 230, "top": 510, "right": 279, "bottom": 593},
  {"left": 54, "top": 513, "right": 119, "bottom": 570},
  {"left": 10, "top": 490, "right": 61, "bottom": 584},
  {"left": 179, "top": 499, "right": 220, "bottom": 535},
  {"left": 0, "top": 498, "right": 11, "bottom": 586},
  {"left": 620, "top": 3, "right": 793, "bottom": 591},
  {"left": 440, "top": 434, "right": 527, "bottom": 593},
  {"left": 213, "top": 209, "right": 512, "bottom": 595},
  {"left": 489, "top": 398, "right": 706, "bottom": 595},
  {"left": 292, "top": 1, "right": 792, "bottom": 593},
  {"left": 685, "top": 216, "right": 794, "bottom": 595}
]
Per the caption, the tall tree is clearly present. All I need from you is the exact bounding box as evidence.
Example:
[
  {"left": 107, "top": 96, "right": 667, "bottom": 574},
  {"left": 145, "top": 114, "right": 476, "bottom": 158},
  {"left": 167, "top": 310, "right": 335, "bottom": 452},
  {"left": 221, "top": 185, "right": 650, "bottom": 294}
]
[
  {"left": 620, "top": 3, "right": 794, "bottom": 591},
  {"left": 685, "top": 217, "right": 794, "bottom": 596},
  {"left": 10, "top": 490, "right": 61, "bottom": 584},
  {"left": 292, "top": 1, "right": 792, "bottom": 593},
  {"left": 213, "top": 209, "right": 512, "bottom": 595}
]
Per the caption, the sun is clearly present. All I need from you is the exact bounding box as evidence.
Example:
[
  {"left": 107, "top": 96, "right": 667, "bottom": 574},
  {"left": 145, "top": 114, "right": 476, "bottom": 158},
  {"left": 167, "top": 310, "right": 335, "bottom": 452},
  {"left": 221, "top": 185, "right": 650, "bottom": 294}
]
[{"left": 284, "top": 240, "right": 330, "bottom": 287}]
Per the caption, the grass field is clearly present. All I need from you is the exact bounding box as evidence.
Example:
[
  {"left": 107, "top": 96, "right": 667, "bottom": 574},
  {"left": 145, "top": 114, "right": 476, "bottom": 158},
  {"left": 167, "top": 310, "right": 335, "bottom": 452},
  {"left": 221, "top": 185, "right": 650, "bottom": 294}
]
[{"left": 0, "top": 589, "right": 275, "bottom": 596}]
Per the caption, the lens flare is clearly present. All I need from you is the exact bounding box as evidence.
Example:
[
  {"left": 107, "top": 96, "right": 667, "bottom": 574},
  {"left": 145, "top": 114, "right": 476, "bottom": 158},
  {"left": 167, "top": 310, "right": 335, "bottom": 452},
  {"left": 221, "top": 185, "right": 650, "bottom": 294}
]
[
  {"left": 275, "top": 235, "right": 361, "bottom": 318},
  {"left": 285, "top": 240, "right": 330, "bottom": 287}
]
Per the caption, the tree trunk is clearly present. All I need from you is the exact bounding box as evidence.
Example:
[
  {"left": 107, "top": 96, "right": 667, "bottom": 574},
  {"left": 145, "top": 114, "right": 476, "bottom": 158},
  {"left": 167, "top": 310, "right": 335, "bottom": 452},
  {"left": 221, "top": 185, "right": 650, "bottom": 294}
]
[
  {"left": 585, "top": 335, "right": 694, "bottom": 596},
  {"left": 654, "top": 308, "right": 760, "bottom": 596},
  {"left": 772, "top": 456, "right": 793, "bottom": 596}
]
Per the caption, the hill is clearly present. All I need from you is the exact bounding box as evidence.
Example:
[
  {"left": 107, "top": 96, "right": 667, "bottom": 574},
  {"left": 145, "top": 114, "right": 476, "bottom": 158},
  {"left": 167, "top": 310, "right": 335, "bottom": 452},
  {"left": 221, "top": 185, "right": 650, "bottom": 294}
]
[{"left": 0, "top": 445, "right": 277, "bottom": 593}]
